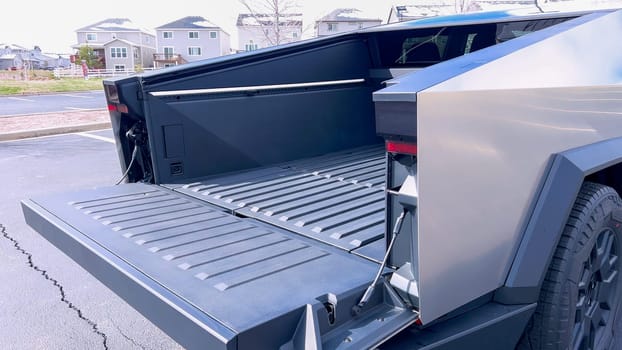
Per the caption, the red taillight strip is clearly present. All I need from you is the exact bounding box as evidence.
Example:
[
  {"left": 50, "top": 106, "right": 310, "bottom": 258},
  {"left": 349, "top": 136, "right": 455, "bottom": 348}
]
[
  {"left": 108, "top": 104, "right": 128, "bottom": 113},
  {"left": 386, "top": 141, "right": 418, "bottom": 155}
]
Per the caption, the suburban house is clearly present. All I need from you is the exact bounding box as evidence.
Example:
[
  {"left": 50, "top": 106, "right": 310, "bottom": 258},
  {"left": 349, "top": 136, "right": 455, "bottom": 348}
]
[
  {"left": 387, "top": 2, "right": 457, "bottom": 23},
  {"left": 387, "top": 0, "right": 536, "bottom": 23},
  {"left": 315, "top": 8, "right": 382, "bottom": 37},
  {"left": 72, "top": 18, "right": 156, "bottom": 71},
  {"left": 0, "top": 43, "right": 26, "bottom": 70},
  {"left": 154, "top": 16, "right": 231, "bottom": 68},
  {"left": 27, "top": 47, "right": 69, "bottom": 70},
  {"left": 0, "top": 53, "right": 22, "bottom": 70},
  {"left": 0, "top": 44, "right": 68, "bottom": 70},
  {"left": 470, "top": 0, "right": 537, "bottom": 12},
  {"left": 236, "top": 13, "right": 302, "bottom": 52}
]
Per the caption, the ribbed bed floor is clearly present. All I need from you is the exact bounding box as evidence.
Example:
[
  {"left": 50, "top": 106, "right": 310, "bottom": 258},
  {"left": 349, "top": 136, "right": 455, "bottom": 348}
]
[{"left": 170, "top": 145, "right": 387, "bottom": 251}]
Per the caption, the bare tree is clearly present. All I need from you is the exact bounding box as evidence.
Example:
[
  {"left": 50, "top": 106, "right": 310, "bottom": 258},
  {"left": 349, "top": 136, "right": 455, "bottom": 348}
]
[
  {"left": 455, "top": 0, "right": 471, "bottom": 13},
  {"left": 239, "top": 0, "right": 303, "bottom": 47}
]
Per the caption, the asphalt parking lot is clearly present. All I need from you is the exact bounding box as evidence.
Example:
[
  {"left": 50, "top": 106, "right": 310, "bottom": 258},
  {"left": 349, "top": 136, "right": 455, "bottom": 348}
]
[
  {"left": 0, "top": 91, "right": 106, "bottom": 117},
  {"left": 0, "top": 130, "right": 182, "bottom": 350}
]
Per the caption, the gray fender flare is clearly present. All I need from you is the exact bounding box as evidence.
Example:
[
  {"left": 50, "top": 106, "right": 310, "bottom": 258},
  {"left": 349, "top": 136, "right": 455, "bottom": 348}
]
[{"left": 496, "top": 136, "right": 622, "bottom": 304}]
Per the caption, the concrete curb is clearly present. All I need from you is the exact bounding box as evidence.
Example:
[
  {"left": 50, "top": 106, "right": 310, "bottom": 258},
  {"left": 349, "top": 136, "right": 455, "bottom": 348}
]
[{"left": 0, "top": 122, "right": 112, "bottom": 142}]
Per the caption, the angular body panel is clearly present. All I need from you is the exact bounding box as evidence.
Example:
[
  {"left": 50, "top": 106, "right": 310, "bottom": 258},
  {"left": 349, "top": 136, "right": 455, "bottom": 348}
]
[{"left": 376, "top": 10, "right": 622, "bottom": 322}]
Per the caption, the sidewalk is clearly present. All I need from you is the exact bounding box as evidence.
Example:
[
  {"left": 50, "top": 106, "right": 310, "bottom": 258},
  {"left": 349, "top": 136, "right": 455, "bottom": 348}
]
[{"left": 0, "top": 109, "right": 111, "bottom": 142}]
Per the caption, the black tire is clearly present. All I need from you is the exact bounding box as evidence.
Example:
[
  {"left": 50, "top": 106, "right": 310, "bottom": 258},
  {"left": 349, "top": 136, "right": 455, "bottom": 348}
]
[{"left": 521, "top": 182, "right": 622, "bottom": 350}]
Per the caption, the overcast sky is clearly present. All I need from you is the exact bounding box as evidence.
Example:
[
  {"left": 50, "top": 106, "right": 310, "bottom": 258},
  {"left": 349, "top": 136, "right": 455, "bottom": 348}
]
[
  {"left": 1, "top": 0, "right": 618, "bottom": 54},
  {"left": 0, "top": 0, "right": 396, "bottom": 54}
]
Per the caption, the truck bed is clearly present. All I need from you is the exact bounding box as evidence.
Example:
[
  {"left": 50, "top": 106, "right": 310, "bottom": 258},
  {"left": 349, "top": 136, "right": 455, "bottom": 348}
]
[
  {"left": 22, "top": 145, "right": 420, "bottom": 349},
  {"left": 165, "top": 145, "right": 386, "bottom": 260}
]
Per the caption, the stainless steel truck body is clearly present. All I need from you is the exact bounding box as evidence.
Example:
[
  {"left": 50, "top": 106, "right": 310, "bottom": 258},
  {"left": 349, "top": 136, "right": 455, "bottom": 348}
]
[{"left": 22, "top": 8, "right": 622, "bottom": 350}]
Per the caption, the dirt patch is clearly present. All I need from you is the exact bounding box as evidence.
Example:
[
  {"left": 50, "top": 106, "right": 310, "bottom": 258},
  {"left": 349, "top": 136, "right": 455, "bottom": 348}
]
[{"left": 0, "top": 110, "right": 109, "bottom": 133}]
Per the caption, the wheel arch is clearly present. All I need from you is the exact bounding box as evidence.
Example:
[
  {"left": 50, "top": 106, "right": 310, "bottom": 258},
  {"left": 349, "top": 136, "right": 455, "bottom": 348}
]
[{"left": 496, "top": 136, "right": 622, "bottom": 304}]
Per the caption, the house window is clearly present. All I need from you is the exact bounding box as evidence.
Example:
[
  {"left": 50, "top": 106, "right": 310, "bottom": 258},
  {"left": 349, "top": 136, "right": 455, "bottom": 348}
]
[
  {"left": 188, "top": 31, "right": 199, "bottom": 39},
  {"left": 164, "top": 47, "right": 174, "bottom": 58},
  {"left": 245, "top": 43, "right": 258, "bottom": 51},
  {"left": 134, "top": 48, "right": 139, "bottom": 59},
  {"left": 114, "top": 64, "right": 125, "bottom": 71},
  {"left": 293, "top": 32, "right": 298, "bottom": 38},
  {"left": 209, "top": 31, "right": 217, "bottom": 39},
  {"left": 86, "top": 33, "right": 97, "bottom": 41},
  {"left": 111, "top": 47, "right": 127, "bottom": 58},
  {"left": 163, "top": 31, "right": 173, "bottom": 39},
  {"left": 328, "top": 23, "right": 338, "bottom": 31},
  {"left": 188, "top": 46, "right": 202, "bottom": 56}
]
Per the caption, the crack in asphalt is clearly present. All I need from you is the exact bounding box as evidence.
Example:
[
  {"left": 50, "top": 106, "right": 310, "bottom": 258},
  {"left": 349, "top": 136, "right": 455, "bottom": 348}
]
[
  {"left": 0, "top": 223, "right": 109, "bottom": 350},
  {"left": 115, "top": 324, "right": 149, "bottom": 350}
]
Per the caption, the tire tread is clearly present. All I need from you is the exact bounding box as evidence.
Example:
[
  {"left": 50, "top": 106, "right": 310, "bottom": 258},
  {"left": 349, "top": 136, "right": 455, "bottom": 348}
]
[{"left": 521, "top": 182, "right": 621, "bottom": 349}]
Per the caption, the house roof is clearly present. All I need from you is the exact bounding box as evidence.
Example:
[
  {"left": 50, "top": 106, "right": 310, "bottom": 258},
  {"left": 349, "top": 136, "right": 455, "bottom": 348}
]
[
  {"left": 72, "top": 38, "right": 146, "bottom": 50},
  {"left": 76, "top": 18, "right": 153, "bottom": 34},
  {"left": 389, "top": 0, "right": 536, "bottom": 21},
  {"left": 71, "top": 43, "right": 106, "bottom": 49},
  {"left": 30, "top": 52, "right": 57, "bottom": 61},
  {"left": 103, "top": 38, "right": 142, "bottom": 47},
  {"left": 470, "top": 1, "right": 535, "bottom": 12},
  {"left": 0, "top": 54, "right": 17, "bottom": 60},
  {"left": 316, "top": 8, "right": 382, "bottom": 23},
  {"left": 236, "top": 13, "right": 303, "bottom": 27},
  {"left": 1, "top": 43, "right": 28, "bottom": 51},
  {"left": 156, "top": 16, "right": 220, "bottom": 29},
  {"left": 390, "top": 4, "right": 457, "bottom": 20}
]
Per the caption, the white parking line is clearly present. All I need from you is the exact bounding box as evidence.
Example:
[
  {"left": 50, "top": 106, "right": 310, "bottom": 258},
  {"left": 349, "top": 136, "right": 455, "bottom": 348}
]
[
  {"left": 61, "top": 94, "right": 93, "bottom": 99},
  {"left": 75, "top": 132, "right": 115, "bottom": 144},
  {"left": 8, "top": 97, "right": 36, "bottom": 102}
]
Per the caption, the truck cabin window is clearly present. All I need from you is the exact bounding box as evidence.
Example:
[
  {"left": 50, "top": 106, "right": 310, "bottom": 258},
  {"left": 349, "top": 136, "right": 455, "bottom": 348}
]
[{"left": 377, "top": 17, "right": 573, "bottom": 68}]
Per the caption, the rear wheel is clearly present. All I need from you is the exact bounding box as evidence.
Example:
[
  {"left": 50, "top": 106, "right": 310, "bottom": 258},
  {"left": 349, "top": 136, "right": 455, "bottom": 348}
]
[{"left": 522, "top": 182, "right": 622, "bottom": 350}]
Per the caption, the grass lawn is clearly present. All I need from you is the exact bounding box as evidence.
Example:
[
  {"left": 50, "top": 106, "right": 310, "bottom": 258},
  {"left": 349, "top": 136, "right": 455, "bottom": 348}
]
[
  {"left": 0, "top": 78, "right": 104, "bottom": 95},
  {"left": 0, "top": 69, "right": 104, "bottom": 95}
]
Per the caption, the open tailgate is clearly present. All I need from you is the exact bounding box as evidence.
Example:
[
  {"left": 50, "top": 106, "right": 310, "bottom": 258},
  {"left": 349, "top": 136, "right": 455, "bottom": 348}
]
[{"left": 22, "top": 183, "right": 417, "bottom": 349}]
